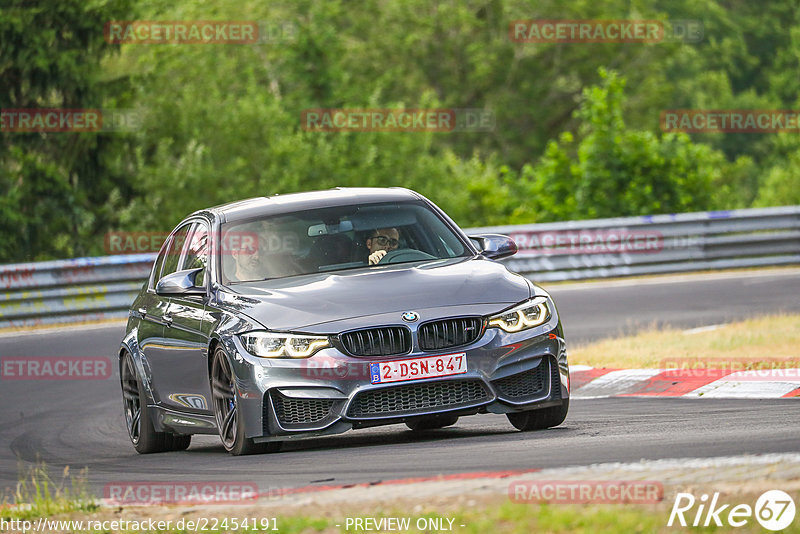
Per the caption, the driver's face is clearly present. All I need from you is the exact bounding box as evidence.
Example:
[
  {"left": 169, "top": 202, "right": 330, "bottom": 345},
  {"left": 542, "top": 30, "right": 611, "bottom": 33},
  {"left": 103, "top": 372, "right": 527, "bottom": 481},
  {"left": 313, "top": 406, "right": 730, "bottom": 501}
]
[{"left": 367, "top": 228, "right": 400, "bottom": 254}]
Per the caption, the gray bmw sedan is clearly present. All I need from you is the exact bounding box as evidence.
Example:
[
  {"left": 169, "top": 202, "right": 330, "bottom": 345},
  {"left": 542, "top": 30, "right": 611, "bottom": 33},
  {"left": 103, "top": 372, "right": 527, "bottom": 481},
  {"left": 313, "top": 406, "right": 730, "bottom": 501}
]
[{"left": 119, "top": 187, "right": 569, "bottom": 455}]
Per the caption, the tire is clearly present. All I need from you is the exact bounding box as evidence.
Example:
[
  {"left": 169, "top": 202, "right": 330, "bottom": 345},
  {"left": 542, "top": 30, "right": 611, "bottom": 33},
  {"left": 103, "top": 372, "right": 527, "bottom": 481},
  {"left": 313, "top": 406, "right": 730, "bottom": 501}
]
[
  {"left": 211, "top": 347, "right": 281, "bottom": 456},
  {"left": 120, "top": 351, "right": 192, "bottom": 454},
  {"left": 406, "top": 414, "right": 459, "bottom": 431},
  {"left": 506, "top": 399, "right": 569, "bottom": 431}
]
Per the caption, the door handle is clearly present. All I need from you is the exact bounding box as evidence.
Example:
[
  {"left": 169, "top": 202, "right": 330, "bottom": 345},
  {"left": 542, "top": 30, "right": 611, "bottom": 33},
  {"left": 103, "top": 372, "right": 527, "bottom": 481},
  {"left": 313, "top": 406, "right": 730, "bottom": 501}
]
[
  {"left": 137, "top": 308, "right": 147, "bottom": 317},
  {"left": 163, "top": 313, "right": 173, "bottom": 327}
]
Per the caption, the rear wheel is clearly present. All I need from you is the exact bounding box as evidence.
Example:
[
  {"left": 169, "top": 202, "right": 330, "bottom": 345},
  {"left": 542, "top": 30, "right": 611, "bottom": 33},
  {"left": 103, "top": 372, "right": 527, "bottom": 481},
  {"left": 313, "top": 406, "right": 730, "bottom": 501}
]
[
  {"left": 120, "top": 351, "right": 191, "bottom": 453},
  {"left": 406, "top": 414, "right": 459, "bottom": 431},
  {"left": 506, "top": 399, "right": 569, "bottom": 431},
  {"left": 211, "top": 347, "right": 280, "bottom": 456}
]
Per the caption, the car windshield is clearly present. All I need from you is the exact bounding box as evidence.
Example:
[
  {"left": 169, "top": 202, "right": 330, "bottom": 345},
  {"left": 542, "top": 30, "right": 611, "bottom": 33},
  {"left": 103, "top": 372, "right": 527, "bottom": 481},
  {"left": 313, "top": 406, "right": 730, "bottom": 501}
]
[{"left": 220, "top": 201, "right": 470, "bottom": 283}]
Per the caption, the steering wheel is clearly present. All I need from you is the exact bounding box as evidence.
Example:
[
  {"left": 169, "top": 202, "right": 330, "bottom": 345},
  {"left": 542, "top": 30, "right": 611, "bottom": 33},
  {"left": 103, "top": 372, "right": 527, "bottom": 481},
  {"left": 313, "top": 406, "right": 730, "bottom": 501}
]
[{"left": 378, "top": 248, "right": 436, "bottom": 264}]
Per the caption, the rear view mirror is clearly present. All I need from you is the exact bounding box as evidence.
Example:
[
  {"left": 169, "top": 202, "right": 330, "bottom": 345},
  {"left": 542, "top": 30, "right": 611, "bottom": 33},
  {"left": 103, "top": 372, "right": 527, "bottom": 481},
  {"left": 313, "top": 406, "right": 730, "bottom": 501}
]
[
  {"left": 307, "top": 220, "right": 354, "bottom": 236},
  {"left": 469, "top": 234, "right": 518, "bottom": 260}
]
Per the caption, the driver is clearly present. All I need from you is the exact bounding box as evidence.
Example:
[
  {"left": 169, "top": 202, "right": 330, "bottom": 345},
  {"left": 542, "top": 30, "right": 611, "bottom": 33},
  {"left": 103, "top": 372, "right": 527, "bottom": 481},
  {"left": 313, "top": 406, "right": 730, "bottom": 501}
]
[{"left": 366, "top": 227, "right": 400, "bottom": 265}]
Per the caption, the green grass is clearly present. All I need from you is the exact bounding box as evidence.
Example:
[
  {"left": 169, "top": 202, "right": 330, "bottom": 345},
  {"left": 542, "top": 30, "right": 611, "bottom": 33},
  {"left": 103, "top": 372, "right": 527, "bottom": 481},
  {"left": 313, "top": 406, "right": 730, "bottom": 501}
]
[
  {"left": 4, "top": 457, "right": 799, "bottom": 533},
  {"left": 1, "top": 462, "right": 97, "bottom": 521},
  {"left": 243, "top": 500, "right": 800, "bottom": 534},
  {"left": 4, "top": 492, "right": 800, "bottom": 533},
  {"left": 329, "top": 503, "right": 773, "bottom": 534},
  {"left": 569, "top": 313, "right": 800, "bottom": 369}
]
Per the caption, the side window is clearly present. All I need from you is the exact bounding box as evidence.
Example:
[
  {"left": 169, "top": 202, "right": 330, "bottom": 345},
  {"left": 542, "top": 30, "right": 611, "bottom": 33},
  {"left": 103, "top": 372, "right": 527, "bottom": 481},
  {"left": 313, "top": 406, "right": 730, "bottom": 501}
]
[
  {"left": 148, "top": 235, "right": 173, "bottom": 290},
  {"left": 181, "top": 223, "right": 210, "bottom": 287},
  {"left": 159, "top": 223, "right": 193, "bottom": 279}
]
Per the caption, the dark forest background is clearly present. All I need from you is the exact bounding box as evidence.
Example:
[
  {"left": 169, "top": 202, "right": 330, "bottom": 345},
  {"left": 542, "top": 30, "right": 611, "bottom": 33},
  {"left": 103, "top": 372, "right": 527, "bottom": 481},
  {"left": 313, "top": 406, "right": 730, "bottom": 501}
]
[{"left": 2, "top": 0, "right": 799, "bottom": 262}]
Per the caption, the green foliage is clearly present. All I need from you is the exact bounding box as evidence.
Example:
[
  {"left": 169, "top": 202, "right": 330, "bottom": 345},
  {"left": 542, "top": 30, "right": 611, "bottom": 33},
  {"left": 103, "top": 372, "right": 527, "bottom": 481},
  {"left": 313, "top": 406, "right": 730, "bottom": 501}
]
[
  {"left": 755, "top": 152, "right": 800, "bottom": 207},
  {"left": 0, "top": 0, "right": 136, "bottom": 261},
  {"left": 509, "top": 69, "right": 727, "bottom": 222},
  {"left": 3, "top": 0, "right": 800, "bottom": 262},
  {"left": 2, "top": 462, "right": 96, "bottom": 520}
]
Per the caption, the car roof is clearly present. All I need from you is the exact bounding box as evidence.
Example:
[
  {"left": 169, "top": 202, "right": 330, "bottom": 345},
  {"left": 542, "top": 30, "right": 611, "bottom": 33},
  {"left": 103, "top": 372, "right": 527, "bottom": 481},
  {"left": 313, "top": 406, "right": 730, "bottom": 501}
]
[{"left": 196, "top": 187, "right": 424, "bottom": 223}]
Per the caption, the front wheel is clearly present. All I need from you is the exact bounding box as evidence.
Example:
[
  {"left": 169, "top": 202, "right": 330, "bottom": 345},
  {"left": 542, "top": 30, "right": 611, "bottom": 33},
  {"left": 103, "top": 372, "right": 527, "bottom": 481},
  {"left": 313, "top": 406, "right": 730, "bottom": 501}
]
[
  {"left": 506, "top": 399, "right": 569, "bottom": 431},
  {"left": 211, "top": 347, "right": 280, "bottom": 456},
  {"left": 120, "top": 351, "right": 191, "bottom": 453}
]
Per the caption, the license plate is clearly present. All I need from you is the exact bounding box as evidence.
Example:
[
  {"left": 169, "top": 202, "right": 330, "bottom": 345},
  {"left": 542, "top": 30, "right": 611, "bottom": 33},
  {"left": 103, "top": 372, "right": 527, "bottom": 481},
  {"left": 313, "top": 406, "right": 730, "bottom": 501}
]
[{"left": 370, "top": 353, "right": 467, "bottom": 384}]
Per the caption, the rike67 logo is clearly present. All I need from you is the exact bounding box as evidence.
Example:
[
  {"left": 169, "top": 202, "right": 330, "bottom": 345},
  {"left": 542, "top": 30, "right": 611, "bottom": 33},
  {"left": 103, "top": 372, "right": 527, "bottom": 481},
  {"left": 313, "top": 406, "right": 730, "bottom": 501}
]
[{"left": 669, "top": 490, "right": 796, "bottom": 531}]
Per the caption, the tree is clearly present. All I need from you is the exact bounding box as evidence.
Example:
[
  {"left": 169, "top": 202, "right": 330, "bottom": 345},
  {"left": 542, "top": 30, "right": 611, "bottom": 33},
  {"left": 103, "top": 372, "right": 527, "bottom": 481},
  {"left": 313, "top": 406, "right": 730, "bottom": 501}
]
[
  {"left": 511, "top": 69, "right": 728, "bottom": 221},
  {"left": 0, "top": 0, "right": 135, "bottom": 262}
]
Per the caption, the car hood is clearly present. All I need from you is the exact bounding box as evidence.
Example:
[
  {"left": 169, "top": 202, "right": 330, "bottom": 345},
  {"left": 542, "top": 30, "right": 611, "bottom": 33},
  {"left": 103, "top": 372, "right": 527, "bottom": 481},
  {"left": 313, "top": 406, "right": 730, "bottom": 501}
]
[{"left": 217, "top": 257, "right": 531, "bottom": 333}]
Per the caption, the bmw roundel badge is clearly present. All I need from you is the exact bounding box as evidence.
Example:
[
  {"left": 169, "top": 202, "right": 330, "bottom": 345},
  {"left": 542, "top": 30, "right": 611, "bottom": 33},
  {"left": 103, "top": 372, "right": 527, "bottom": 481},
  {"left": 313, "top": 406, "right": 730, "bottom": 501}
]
[{"left": 401, "top": 311, "right": 419, "bottom": 322}]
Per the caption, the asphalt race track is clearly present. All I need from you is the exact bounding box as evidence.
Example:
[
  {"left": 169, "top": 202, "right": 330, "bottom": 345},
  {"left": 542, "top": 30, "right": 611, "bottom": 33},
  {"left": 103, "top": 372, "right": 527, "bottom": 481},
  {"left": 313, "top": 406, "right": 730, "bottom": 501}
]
[
  {"left": 550, "top": 268, "right": 800, "bottom": 343},
  {"left": 0, "top": 269, "right": 798, "bottom": 496}
]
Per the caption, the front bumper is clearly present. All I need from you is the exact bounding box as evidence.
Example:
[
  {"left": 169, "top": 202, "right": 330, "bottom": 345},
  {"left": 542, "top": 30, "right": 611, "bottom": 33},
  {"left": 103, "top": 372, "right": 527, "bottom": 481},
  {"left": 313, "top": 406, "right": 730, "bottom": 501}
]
[{"left": 227, "top": 319, "right": 569, "bottom": 442}]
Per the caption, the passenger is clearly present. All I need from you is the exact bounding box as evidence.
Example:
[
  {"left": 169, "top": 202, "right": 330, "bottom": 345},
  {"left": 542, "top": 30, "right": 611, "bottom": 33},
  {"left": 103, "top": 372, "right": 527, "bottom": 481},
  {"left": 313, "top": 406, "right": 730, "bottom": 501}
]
[{"left": 229, "top": 236, "right": 262, "bottom": 281}]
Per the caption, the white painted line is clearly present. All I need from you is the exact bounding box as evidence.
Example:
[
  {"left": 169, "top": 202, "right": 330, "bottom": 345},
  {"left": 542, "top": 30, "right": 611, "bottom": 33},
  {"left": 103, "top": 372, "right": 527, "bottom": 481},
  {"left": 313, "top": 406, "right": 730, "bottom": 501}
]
[
  {"left": 530, "top": 453, "right": 800, "bottom": 476},
  {"left": 687, "top": 380, "right": 800, "bottom": 398},
  {"left": 572, "top": 368, "right": 663, "bottom": 398},
  {"left": 682, "top": 324, "right": 724, "bottom": 335},
  {"left": 568, "top": 365, "right": 594, "bottom": 372},
  {"left": 720, "top": 369, "right": 800, "bottom": 382}
]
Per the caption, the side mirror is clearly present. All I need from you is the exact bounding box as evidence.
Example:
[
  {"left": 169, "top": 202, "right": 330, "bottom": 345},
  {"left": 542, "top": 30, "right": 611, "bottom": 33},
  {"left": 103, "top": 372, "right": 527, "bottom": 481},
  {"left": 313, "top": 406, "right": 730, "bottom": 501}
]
[
  {"left": 469, "top": 234, "right": 518, "bottom": 260},
  {"left": 156, "top": 268, "right": 206, "bottom": 296}
]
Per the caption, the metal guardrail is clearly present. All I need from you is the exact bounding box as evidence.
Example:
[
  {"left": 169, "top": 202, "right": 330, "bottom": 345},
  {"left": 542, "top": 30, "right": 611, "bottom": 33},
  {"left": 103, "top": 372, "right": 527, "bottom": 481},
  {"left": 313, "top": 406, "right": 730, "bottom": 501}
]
[
  {"left": 0, "top": 254, "right": 155, "bottom": 329},
  {"left": 469, "top": 205, "right": 800, "bottom": 282},
  {"left": 1, "top": 206, "right": 798, "bottom": 329}
]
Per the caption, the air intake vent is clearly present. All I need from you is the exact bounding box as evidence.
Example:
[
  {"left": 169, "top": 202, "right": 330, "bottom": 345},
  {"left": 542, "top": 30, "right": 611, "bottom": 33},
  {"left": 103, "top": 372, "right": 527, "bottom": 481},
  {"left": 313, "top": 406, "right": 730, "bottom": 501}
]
[
  {"left": 268, "top": 391, "right": 335, "bottom": 428},
  {"left": 340, "top": 327, "right": 411, "bottom": 357},
  {"left": 346, "top": 379, "right": 491, "bottom": 419},
  {"left": 419, "top": 317, "right": 483, "bottom": 351},
  {"left": 550, "top": 358, "right": 562, "bottom": 400},
  {"left": 492, "top": 361, "right": 548, "bottom": 401}
]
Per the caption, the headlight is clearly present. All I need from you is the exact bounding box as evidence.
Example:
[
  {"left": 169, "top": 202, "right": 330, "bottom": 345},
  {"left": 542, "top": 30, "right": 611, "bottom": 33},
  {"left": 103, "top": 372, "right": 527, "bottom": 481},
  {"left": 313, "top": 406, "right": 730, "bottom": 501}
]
[
  {"left": 487, "top": 297, "right": 551, "bottom": 333},
  {"left": 239, "top": 331, "right": 330, "bottom": 358}
]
